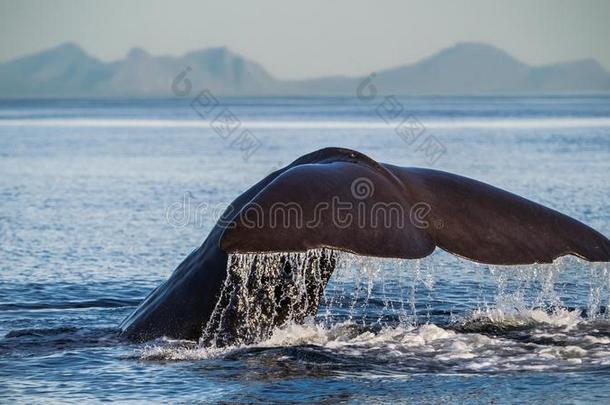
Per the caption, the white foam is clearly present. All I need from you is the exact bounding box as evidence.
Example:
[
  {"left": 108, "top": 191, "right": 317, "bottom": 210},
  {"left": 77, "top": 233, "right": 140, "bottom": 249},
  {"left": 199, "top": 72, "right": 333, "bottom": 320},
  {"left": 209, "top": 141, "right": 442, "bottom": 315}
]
[
  {"left": 464, "top": 307, "right": 583, "bottom": 330},
  {"left": 138, "top": 252, "right": 610, "bottom": 373},
  {"left": 139, "top": 316, "right": 610, "bottom": 373}
]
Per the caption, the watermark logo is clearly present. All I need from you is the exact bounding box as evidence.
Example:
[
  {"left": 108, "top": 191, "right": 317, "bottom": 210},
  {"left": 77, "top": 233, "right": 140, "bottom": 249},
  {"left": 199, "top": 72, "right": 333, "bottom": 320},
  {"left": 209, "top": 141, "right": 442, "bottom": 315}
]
[
  {"left": 409, "top": 202, "right": 432, "bottom": 229},
  {"left": 171, "top": 66, "right": 193, "bottom": 96},
  {"left": 172, "top": 69, "right": 262, "bottom": 162},
  {"left": 356, "top": 73, "right": 447, "bottom": 165},
  {"left": 164, "top": 177, "right": 435, "bottom": 232},
  {"left": 351, "top": 177, "right": 375, "bottom": 200},
  {"left": 165, "top": 192, "right": 229, "bottom": 229}
]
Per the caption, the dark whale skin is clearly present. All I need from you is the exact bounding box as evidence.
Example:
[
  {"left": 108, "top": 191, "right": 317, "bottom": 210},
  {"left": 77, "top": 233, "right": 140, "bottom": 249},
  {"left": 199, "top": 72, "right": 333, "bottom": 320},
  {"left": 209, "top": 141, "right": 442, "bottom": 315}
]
[{"left": 120, "top": 147, "right": 610, "bottom": 342}]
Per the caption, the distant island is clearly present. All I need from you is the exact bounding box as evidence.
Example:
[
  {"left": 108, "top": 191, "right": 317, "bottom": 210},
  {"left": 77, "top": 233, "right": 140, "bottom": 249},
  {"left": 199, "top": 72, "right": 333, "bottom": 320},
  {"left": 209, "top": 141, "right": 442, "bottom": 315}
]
[{"left": 1, "top": 42, "right": 609, "bottom": 98}]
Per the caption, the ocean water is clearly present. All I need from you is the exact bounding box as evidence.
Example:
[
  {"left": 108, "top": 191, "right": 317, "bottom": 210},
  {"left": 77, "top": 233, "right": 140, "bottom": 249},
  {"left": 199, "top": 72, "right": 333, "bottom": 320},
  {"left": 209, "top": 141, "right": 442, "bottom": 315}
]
[{"left": 1, "top": 96, "right": 609, "bottom": 403}]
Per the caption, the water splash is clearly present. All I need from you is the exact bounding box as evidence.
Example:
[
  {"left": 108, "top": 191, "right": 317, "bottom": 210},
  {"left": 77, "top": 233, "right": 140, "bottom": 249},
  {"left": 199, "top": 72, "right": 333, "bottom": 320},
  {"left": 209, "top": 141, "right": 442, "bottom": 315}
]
[
  {"left": 319, "top": 253, "right": 438, "bottom": 328},
  {"left": 199, "top": 248, "right": 610, "bottom": 350},
  {"left": 201, "top": 249, "right": 446, "bottom": 348},
  {"left": 201, "top": 248, "right": 336, "bottom": 347},
  {"left": 586, "top": 262, "right": 610, "bottom": 319},
  {"left": 480, "top": 257, "right": 610, "bottom": 320}
]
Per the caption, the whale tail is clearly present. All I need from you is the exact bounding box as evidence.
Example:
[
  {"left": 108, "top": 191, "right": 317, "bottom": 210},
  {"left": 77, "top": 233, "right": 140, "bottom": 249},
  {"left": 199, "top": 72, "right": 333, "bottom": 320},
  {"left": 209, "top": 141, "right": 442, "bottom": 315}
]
[
  {"left": 119, "top": 147, "right": 610, "bottom": 344},
  {"left": 221, "top": 148, "right": 610, "bottom": 265}
]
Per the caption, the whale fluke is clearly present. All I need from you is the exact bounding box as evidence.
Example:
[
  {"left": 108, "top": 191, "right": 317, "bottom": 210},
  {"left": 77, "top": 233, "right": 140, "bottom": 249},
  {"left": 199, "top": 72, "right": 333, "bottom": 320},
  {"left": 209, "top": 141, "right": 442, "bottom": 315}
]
[
  {"left": 120, "top": 147, "right": 610, "bottom": 343},
  {"left": 221, "top": 149, "right": 610, "bottom": 265},
  {"left": 388, "top": 166, "right": 610, "bottom": 264}
]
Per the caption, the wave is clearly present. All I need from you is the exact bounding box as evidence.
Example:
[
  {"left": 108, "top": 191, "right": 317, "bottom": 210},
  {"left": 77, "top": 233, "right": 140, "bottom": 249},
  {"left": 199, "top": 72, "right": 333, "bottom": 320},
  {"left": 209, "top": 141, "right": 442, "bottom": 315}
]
[
  {"left": 138, "top": 308, "right": 610, "bottom": 373},
  {"left": 0, "top": 298, "right": 141, "bottom": 311},
  {"left": 1, "top": 326, "right": 120, "bottom": 356},
  {"left": 453, "top": 307, "right": 584, "bottom": 333},
  {"left": 1, "top": 117, "right": 610, "bottom": 129}
]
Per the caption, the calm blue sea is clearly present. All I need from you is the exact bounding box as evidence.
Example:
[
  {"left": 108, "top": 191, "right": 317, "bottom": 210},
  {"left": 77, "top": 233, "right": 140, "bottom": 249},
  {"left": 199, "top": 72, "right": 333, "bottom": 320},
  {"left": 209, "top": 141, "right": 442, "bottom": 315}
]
[{"left": 1, "top": 96, "right": 610, "bottom": 403}]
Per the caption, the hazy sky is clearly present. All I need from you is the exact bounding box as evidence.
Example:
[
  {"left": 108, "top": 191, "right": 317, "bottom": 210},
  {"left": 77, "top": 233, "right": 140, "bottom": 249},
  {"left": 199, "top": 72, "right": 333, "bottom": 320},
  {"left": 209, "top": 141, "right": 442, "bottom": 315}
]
[{"left": 1, "top": 0, "right": 609, "bottom": 80}]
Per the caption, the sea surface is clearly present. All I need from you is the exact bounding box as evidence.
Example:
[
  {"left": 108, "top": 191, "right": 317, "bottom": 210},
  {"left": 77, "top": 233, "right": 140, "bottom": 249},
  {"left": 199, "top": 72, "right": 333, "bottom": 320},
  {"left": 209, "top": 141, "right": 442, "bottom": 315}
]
[{"left": 1, "top": 96, "right": 609, "bottom": 403}]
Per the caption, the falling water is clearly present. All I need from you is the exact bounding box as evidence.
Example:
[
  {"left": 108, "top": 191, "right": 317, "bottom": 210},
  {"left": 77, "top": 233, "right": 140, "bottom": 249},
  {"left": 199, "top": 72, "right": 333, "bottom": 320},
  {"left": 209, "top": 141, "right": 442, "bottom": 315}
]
[
  {"left": 456, "top": 256, "right": 610, "bottom": 331},
  {"left": 200, "top": 248, "right": 610, "bottom": 348},
  {"left": 201, "top": 248, "right": 336, "bottom": 347},
  {"left": 318, "top": 252, "right": 438, "bottom": 328},
  {"left": 200, "top": 249, "right": 442, "bottom": 347}
]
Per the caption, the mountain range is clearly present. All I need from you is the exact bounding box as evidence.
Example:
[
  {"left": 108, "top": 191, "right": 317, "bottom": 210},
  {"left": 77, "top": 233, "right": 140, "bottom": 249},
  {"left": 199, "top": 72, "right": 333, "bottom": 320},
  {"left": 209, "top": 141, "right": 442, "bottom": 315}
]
[{"left": 1, "top": 42, "right": 609, "bottom": 97}]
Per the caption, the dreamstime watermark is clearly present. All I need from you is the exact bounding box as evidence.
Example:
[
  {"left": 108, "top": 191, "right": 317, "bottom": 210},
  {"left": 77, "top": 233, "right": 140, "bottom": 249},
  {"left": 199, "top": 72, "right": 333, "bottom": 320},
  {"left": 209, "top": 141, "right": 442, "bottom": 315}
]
[
  {"left": 356, "top": 73, "right": 447, "bottom": 165},
  {"left": 165, "top": 178, "right": 442, "bottom": 231},
  {"left": 164, "top": 192, "right": 230, "bottom": 229},
  {"left": 172, "top": 66, "right": 262, "bottom": 162}
]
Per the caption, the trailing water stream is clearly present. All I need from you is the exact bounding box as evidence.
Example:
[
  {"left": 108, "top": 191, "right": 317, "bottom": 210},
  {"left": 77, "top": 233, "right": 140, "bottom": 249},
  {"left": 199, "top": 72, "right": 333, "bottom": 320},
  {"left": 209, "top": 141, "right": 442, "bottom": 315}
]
[{"left": 138, "top": 250, "right": 610, "bottom": 378}]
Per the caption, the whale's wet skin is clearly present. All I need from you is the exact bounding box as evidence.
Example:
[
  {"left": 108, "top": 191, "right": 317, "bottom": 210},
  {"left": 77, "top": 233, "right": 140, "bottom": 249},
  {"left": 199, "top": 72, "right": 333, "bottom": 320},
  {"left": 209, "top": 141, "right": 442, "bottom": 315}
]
[{"left": 1, "top": 97, "right": 610, "bottom": 403}]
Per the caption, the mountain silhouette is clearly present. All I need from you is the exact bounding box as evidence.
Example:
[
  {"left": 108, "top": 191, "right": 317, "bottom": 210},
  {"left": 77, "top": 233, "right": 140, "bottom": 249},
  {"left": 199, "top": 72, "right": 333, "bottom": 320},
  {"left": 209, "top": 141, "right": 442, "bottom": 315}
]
[{"left": 1, "top": 42, "right": 608, "bottom": 97}]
